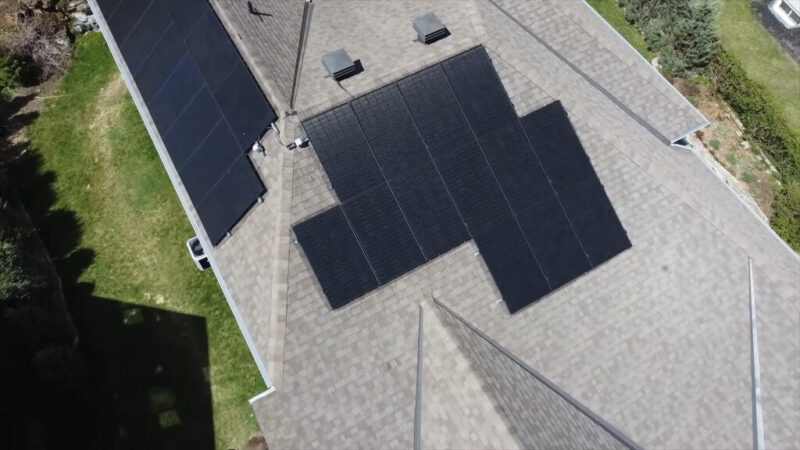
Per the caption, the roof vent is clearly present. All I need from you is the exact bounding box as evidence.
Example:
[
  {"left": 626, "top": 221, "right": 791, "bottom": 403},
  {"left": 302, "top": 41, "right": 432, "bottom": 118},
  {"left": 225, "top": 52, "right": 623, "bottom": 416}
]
[
  {"left": 322, "top": 49, "right": 358, "bottom": 81},
  {"left": 413, "top": 13, "right": 450, "bottom": 45}
]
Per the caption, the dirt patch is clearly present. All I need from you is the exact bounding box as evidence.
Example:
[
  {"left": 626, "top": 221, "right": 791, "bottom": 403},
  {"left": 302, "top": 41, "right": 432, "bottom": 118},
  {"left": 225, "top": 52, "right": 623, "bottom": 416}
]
[
  {"left": 89, "top": 73, "right": 125, "bottom": 135},
  {"left": 676, "top": 77, "right": 779, "bottom": 218}
]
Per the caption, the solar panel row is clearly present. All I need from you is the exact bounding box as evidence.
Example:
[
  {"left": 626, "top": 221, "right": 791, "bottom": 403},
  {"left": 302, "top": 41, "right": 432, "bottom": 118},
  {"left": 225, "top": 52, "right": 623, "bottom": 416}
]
[
  {"left": 95, "top": 0, "right": 277, "bottom": 245},
  {"left": 521, "top": 101, "right": 631, "bottom": 267},
  {"left": 296, "top": 46, "right": 630, "bottom": 312}
]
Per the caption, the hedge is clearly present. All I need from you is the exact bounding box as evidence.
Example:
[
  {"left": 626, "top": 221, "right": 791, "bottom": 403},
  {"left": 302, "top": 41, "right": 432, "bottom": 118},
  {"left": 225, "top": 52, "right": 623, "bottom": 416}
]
[{"left": 708, "top": 50, "right": 800, "bottom": 249}]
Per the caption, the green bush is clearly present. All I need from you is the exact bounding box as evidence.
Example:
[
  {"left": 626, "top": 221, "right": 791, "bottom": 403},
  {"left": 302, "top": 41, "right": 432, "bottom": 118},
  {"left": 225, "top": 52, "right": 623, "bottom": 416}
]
[
  {"left": 708, "top": 50, "right": 800, "bottom": 178},
  {"left": 708, "top": 50, "right": 800, "bottom": 249},
  {"left": 0, "top": 239, "right": 31, "bottom": 300},
  {"left": 0, "top": 49, "right": 22, "bottom": 103},
  {"left": 771, "top": 181, "right": 800, "bottom": 249},
  {"left": 620, "top": 0, "right": 719, "bottom": 77}
]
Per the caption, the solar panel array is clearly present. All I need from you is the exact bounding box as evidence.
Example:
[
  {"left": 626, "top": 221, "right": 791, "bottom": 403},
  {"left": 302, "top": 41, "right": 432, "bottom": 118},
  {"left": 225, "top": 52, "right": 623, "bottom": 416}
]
[
  {"left": 95, "top": 0, "right": 277, "bottom": 245},
  {"left": 295, "top": 46, "right": 630, "bottom": 313}
]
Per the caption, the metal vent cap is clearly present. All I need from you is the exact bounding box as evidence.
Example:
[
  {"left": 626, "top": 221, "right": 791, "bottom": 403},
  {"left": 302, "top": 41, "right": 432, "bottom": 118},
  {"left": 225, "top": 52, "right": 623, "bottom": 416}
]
[{"left": 413, "top": 13, "right": 450, "bottom": 44}]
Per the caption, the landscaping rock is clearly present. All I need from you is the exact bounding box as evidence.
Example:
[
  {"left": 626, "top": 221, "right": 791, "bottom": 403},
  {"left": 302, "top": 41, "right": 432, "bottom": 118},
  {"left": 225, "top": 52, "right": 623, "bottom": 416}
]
[
  {"left": 741, "top": 140, "right": 751, "bottom": 150},
  {"left": 70, "top": 9, "right": 97, "bottom": 34}
]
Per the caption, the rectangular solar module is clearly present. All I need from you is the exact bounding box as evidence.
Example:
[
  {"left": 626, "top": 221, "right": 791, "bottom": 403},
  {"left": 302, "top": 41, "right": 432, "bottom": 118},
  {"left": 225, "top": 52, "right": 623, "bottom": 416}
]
[
  {"left": 293, "top": 208, "right": 379, "bottom": 309},
  {"left": 521, "top": 101, "right": 631, "bottom": 266},
  {"left": 342, "top": 182, "right": 426, "bottom": 284},
  {"left": 295, "top": 46, "right": 630, "bottom": 312},
  {"left": 95, "top": 0, "right": 277, "bottom": 245}
]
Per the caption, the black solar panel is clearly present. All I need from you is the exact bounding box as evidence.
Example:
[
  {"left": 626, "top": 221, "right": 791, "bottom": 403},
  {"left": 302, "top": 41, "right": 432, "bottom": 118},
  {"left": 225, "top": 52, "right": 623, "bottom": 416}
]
[
  {"left": 160, "top": 0, "right": 210, "bottom": 39},
  {"left": 117, "top": 1, "right": 171, "bottom": 74},
  {"left": 106, "top": 0, "right": 150, "bottom": 43},
  {"left": 303, "top": 105, "right": 384, "bottom": 202},
  {"left": 434, "top": 143, "right": 512, "bottom": 237},
  {"left": 293, "top": 207, "right": 379, "bottom": 308},
  {"left": 185, "top": 10, "right": 241, "bottom": 92},
  {"left": 297, "top": 47, "right": 629, "bottom": 312},
  {"left": 147, "top": 55, "right": 205, "bottom": 134},
  {"left": 474, "top": 219, "right": 550, "bottom": 314},
  {"left": 351, "top": 85, "right": 431, "bottom": 179},
  {"left": 342, "top": 182, "right": 426, "bottom": 284},
  {"left": 179, "top": 121, "right": 241, "bottom": 204},
  {"left": 396, "top": 65, "right": 458, "bottom": 119},
  {"left": 388, "top": 160, "right": 469, "bottom": 260},
  {"left": 515, "top": 198, "right": 590, "bottom": 290},
  {"left": 132, "top": 26, "right": 186, "bottom": 102},
  {"left": 557, "top": 177, "right": 631, "bottom": 266},
  {"left": 96, "top": 0, "right": 278, "bottom": 245},
  {"left": 214, "top": 62, "right": 277, "bottom": 148},
  {"left": 521, "top": 101, "right": 631, "bottom": 266},
  {"left": 195, "top": 156, "right": 266, "bottom": 245},
  {"left": 162, "top": 87, "right": 223, "bottom": 170}
]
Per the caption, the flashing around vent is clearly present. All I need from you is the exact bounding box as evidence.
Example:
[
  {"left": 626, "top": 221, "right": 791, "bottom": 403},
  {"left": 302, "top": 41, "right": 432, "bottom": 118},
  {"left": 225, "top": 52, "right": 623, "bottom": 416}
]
[{"left": 413, "top": 12, "right": 450, "bottom": 45}]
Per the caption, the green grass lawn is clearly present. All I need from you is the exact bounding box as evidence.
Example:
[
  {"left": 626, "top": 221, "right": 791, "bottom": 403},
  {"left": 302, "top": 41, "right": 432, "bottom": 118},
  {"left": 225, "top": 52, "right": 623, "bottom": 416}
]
[
  {"left": 586, "top": 0, "right": 656, "bottom": 61},
  {"left": 718, "top": 0, "right": 800, "bottom": 134},
  {"left": 20, "top": 33, "right": 264, "bottom": 449}
]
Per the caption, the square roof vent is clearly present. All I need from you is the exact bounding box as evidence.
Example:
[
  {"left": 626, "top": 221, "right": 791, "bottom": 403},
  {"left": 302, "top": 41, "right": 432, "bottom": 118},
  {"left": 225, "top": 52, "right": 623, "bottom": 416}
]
[
  {"left": 322, "top": 49, "right": 357, "bottom": 81},
  {"left": 413, "top": 13, "right": 450, "bottom": 44}
]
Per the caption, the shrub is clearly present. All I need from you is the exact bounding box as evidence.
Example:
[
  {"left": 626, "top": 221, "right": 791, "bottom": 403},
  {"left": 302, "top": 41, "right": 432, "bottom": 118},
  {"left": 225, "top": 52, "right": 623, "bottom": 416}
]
[
  {"left": 708, "top": 50, "right": 800, "bottom": 250},
  {"left": 620, "top": 0, "right": 719, "bottom": 77},
  {"left": 708, "top": 50, "right": 800, "bottom": 178},
  {"left": 771, "top": 182, "right": 800, "bottom": 249},
  {"left": 0, "top": 239, "right": 31, "bottom": 300},
  {"left": 710, "top": 139, "right": 721, "bottom": 150},
  {"left": 0, "top": 48, "right": 21, "bottom": 102},
  {"left": 2, "top": 15, "right": 70, "bottom": 82}
]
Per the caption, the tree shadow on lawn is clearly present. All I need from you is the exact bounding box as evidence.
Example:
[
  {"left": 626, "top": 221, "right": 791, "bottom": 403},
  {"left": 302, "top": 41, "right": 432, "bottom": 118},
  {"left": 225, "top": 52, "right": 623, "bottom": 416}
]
[{"left": 4, "top": 151, "right": 216, "bottom": 450}]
